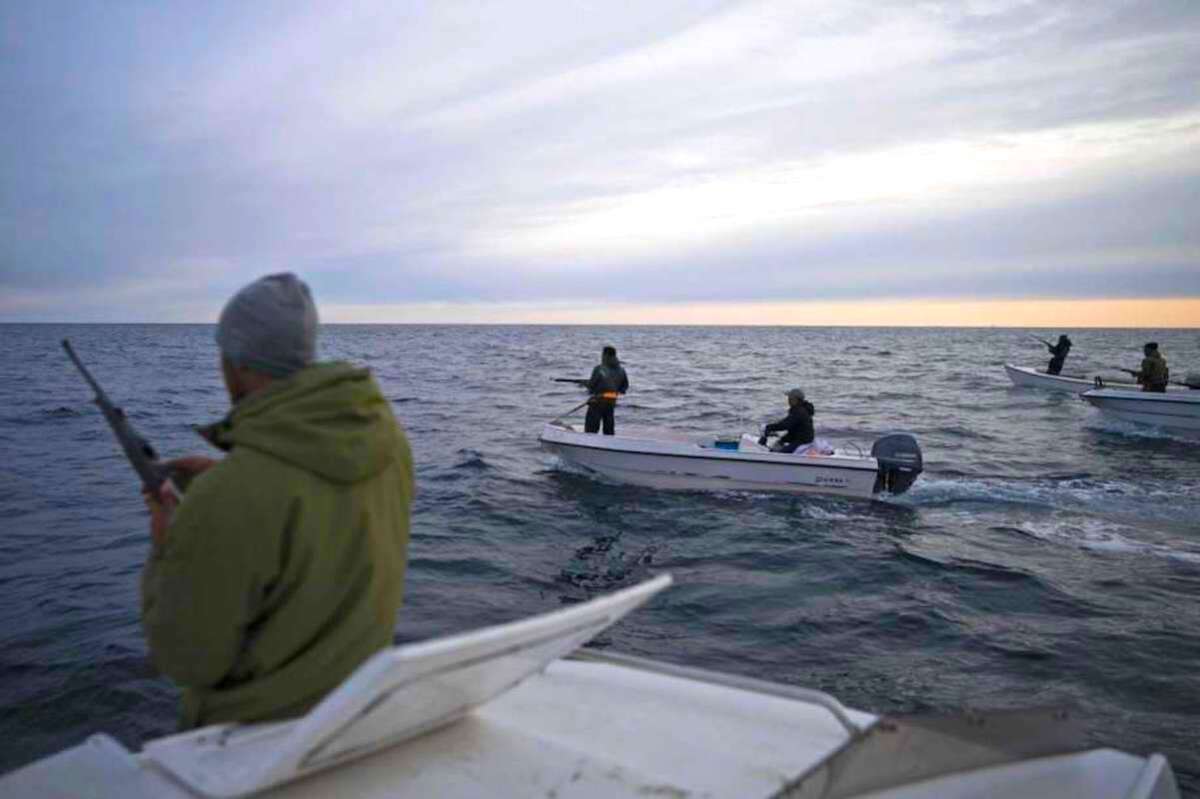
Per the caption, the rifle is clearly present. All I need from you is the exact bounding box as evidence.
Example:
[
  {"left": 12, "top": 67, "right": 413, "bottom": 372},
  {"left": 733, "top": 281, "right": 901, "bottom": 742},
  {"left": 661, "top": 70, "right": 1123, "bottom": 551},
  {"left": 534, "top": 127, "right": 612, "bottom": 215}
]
[{"left": 62, "top": 339, "right": 180, "bottom": 498}]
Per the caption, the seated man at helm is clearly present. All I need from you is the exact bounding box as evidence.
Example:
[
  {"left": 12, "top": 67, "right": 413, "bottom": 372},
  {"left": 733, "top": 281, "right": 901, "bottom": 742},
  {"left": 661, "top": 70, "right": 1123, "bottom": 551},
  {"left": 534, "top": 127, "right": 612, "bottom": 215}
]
[
  {"left": 1133, "top": 342, "right": 1169, "bottom": 393},
  {"left": 141, "top": 273, "right": 414, "bottom": 729},
  {"left": 759, "top": 388, "right": 816, "bottom": 453}
]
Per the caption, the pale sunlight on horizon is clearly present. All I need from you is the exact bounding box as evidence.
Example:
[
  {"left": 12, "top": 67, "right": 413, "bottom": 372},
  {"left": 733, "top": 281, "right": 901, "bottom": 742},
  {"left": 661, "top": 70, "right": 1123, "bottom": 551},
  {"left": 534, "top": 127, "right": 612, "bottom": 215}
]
[{"left": 320, "top": 298, "right": 1200, "bottom": 328}]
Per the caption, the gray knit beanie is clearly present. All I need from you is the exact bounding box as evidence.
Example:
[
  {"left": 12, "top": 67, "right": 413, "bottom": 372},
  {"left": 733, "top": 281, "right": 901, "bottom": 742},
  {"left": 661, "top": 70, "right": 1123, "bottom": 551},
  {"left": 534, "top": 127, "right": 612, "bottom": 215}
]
[{"left": 216, "top": 273, "right": 318, "bottom": 378}]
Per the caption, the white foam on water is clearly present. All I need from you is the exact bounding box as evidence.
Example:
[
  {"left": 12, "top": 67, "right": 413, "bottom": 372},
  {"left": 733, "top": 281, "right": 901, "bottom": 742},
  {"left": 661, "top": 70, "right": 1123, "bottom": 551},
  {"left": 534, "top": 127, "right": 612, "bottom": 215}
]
[
  {"left": 1082, "top": 413, "right": 1200, "bottom": 443},
  {"left": 899, "top": 475, "right": 1200, "bottom": 528},
  {"left": 1017, "top": 517, "right": 1200, "bottom": 565},
  {"left": 897, "top": 477, "right": 1054, "bottom": 508},
  {"left": 797, "top": 504, "right": 859, "bottom": 521}
]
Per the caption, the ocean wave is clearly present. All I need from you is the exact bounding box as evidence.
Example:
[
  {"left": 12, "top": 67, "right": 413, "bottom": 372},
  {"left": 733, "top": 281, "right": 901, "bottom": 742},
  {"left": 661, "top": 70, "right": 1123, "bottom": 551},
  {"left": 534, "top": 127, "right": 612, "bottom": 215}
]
[
  {"left": 894, "top": 544, "right": 1039, "bottom": 582},
  {"left": 451, "top": 449, "right": 490, "bottom": 470},
  {"left": 557, "top": 533, "right": 658, "bottom": 599},
  {"left": 930, "top": 424, "right": 1000, "bottom": 442},
  {"left": 0, "top": 406, "right": 85, "bottom": 426}
]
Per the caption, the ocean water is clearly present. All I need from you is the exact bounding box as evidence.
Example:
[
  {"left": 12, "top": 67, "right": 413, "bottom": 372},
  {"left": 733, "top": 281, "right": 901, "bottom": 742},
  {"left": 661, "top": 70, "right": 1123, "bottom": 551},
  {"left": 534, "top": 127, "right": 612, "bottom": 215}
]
[{"left": 0, "top": 323, "right": 1197, "bottom": 790}]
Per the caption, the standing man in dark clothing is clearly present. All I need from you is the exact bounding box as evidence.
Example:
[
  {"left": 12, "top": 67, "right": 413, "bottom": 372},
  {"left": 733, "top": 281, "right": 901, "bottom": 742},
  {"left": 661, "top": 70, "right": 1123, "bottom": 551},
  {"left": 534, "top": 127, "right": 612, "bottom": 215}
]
[
  {"left": 585, "top": 345, "right": 629, "bottom": 435},
  {"left": 759, "top": 388, "right": 815, "bottom": 453},
  {"left": 1134, "top": 342, "right": 1170, "bottom": 392},
  {"left": 1045, "top": 334, "right": 1072, "bottom": 375}
]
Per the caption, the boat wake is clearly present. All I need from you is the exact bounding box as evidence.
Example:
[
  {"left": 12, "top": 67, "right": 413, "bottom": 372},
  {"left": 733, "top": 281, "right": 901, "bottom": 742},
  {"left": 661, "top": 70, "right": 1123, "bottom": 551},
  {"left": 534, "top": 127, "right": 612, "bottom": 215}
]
[
  {"left": 902, "top": 475, "right": 1196, "bottom": 515},
  {"left": 898, "top": 476, "right": 1200, "bottom": 564},
  {"left": 1004, "top": 517, "right": 1200, "bottom": 565},
  {"left": 1082, "top": 415, "right": 1200, "bottom": 443}
]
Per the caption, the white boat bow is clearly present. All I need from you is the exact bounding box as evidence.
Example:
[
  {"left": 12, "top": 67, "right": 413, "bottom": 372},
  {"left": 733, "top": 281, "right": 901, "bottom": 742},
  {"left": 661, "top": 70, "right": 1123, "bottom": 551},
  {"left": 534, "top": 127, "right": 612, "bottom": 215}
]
[
  {"left": 539, "top": 422, "right": 923, "bottom": 498},
  {"left": 0, "top": 576, "right": 1180, "bottom": 798},
  {"left": 1004, "top": 363, "right": 1140, "bottom": 393}
]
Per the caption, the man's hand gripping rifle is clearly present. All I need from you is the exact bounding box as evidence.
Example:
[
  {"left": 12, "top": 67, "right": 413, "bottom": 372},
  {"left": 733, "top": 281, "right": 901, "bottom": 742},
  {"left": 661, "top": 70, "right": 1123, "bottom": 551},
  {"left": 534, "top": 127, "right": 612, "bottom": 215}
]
[{"left": 62, "top": 339, "right": 182, "bottom": 501}]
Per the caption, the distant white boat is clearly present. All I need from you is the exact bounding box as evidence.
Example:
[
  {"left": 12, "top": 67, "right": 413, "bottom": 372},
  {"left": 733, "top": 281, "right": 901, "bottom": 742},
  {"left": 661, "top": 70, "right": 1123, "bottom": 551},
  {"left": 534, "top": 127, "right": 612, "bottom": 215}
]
[
  {"left": 1082, "top": 386, "right": 1200, "bottom": 434},
  {"left": 539, "top": 422, "right": 923, "bottom": 498},
  {"left": 1004, "top": 363, "right": 1137, "bottom": 393},
  {"left": 0, "top": 575, "right": 1181, "bottom": 798}
]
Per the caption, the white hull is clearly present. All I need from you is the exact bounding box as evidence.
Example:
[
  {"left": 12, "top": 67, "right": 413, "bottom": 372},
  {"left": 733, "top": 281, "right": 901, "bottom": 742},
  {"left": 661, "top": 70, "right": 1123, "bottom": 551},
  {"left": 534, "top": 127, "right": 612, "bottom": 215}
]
[
  {"left": 539, "top": 423, "right": 887, "bottom": 498},
  {"left": 1004, "top": 363, "right": 1138, "bottom": 393},
  {"left": 1082, "top": 388, "right": 1200, "bottom": 433}
]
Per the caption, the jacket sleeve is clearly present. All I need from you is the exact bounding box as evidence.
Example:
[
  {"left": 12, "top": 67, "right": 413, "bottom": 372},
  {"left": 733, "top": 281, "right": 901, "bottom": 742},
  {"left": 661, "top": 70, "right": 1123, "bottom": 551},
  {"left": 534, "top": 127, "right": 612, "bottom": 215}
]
[
  {"left": 586, "top": 366, "right": 603, "bottom": 394},
  {"left": 618, "top": 368, "right": 629, "bottom": 394},
  {"left": 141, "top": 455, "right": 281, "bottom": 689},
  {"left": 763, "top": 414, "right": 789, "bottom": 434}
]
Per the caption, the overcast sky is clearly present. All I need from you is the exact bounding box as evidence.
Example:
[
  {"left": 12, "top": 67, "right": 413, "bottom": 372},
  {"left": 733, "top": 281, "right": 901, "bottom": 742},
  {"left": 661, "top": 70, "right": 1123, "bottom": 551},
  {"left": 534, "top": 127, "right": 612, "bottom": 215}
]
[{"left": 2, "top": 0, "right": 1198, "bottom": 323}]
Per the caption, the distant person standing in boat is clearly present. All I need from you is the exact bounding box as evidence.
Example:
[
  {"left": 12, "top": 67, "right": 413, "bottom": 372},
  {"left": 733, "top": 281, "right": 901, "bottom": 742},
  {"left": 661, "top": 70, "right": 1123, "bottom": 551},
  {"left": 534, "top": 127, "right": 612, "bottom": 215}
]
[
  {"left": 1045, "top": 334, "right": 1072, "bottom": 375},
  {"left": 1134, "top": 342, "right": 1170, "bottom": 392},
  {"left": 585, "top": 345, "right": 629, "bottom": 435},
  {"left": 141, "top": 273, "right": 414, "bottom": 729},
  {"left": 759, "top": 388, "right": 815, "bottom": 453}
]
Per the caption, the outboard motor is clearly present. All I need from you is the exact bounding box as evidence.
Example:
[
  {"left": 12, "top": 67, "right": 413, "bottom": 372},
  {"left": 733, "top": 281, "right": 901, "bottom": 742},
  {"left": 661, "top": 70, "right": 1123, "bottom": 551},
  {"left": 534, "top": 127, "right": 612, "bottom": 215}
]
[{"left": 871, "top": 433, "right": 923, "bottom": 495}]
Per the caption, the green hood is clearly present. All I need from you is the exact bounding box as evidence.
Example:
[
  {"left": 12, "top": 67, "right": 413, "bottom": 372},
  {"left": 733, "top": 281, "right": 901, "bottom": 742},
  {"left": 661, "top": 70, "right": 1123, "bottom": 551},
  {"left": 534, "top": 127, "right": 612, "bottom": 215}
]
[{"left": 201, "top": 363, "right": 398, "bottom": 484}]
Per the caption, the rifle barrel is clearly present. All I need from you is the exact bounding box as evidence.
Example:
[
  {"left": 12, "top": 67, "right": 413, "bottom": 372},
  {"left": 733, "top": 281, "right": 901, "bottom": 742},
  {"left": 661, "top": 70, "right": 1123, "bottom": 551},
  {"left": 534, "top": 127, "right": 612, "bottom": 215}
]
[
  {"left": 62, "top": 340, "right": 106, "bottom": 398},
  {"left": 62, "top": 339, "right": 171, "bottom": 494}
]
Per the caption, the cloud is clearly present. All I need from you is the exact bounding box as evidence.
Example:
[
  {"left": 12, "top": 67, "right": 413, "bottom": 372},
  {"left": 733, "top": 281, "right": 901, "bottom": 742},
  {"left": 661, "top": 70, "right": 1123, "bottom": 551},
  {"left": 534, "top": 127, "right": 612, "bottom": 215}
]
[{"left": 0, "top": 0, "right": 1197, "bottom": 321}]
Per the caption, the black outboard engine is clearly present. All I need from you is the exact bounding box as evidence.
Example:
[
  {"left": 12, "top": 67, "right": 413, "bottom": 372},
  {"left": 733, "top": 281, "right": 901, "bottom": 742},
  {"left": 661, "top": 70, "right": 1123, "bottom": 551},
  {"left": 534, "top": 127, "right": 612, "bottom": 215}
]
[{"left": 871, "top": 433, "right": 923, "bottom": 495}]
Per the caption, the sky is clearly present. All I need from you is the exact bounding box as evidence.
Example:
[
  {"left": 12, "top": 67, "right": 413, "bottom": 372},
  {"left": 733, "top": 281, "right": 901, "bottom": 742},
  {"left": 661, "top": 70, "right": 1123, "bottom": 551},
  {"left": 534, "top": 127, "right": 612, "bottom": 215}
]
[{"left": 1, "top": 0, "right": 1198, "bottom": 326}]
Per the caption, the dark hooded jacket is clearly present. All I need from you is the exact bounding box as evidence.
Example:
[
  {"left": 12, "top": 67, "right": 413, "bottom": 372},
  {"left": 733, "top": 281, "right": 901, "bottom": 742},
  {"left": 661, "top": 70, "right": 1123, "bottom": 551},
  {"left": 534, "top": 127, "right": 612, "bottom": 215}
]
[
  {"left": 1048, "top": 338, "right": 1071, "bottom": 359},
  {"left": 587, "top": 353, "right": 629, "bottom": 402},
  {"left": 764, "top": 400, "right": 815, "bottom": 451},
  {"left": 1046, "top": 337, "right": 1071, "bottom": 375},
  {"left": 142, "top": 362, "right": 414, "bottom": 728}
]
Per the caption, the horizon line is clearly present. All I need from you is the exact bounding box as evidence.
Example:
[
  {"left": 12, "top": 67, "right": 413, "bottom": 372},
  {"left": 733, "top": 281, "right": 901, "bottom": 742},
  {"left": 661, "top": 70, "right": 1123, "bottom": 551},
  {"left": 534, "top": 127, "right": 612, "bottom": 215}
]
[{"left": 4, "top": 321, "right": 1199, "bottom": 329}]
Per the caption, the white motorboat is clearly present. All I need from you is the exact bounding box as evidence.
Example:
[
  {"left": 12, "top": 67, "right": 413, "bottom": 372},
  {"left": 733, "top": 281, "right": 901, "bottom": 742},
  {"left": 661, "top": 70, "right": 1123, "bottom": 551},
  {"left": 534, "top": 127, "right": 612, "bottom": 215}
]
[
  {"left": 539, "top": 422, "right": 924, "bottom": 498},
  {"left": 1004, "top": 363, "right": 1138, "bottom": 393},
  {"left": 1081, "top": 386, "right": 1200, "bottom": 434},
  {"left": 0, "top": 576, "right": 1181, "bottom": 799}
]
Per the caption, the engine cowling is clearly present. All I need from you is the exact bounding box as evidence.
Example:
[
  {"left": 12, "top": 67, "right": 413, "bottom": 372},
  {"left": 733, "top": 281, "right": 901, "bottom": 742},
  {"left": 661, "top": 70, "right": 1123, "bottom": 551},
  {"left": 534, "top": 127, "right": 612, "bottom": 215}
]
[{"left": 872, "top": 433, "right": 923, "bottom": 495}]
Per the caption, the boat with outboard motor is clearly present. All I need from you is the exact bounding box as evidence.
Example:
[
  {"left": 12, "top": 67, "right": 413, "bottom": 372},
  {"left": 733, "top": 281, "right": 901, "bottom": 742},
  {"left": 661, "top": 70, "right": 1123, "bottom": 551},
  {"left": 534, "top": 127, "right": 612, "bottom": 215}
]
[
  {"left": 539, "top": 421, "right": 923, "bottom": 498},
  {"left": 0, "top": 575, "right": 1180, "bottom": 798},
  {"left": 1081, "top": 385, "right": 1200, "bottom": 434},
  {"left": 1004, "top": 363, "right": 1139, "bottom": 393}
]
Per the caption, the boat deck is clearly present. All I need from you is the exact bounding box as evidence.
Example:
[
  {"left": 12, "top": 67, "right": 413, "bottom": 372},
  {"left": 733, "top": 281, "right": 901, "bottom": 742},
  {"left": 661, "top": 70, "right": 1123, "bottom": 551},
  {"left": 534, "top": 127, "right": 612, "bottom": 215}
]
[{"left": 2, "top": 653, "right": 1178, "bottom": 798}]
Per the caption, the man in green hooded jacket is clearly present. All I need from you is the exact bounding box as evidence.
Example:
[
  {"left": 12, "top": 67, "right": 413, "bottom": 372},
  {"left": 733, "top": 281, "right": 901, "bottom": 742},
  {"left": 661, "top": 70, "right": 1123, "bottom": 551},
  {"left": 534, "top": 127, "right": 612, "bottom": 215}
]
[
  {"left": 142, "top": 273, "right": 414, "bottom": 729},
  {"left": 1133, "top": 342, "right": 1169, "bottom": 393}
]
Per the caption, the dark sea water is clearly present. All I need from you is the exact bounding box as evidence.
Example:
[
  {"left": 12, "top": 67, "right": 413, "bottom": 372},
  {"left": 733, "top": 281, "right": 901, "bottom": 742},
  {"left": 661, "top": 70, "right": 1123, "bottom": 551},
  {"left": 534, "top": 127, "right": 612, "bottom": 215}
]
[{"left": 1, "top": 323, "right": 1198, "bottom": 790}]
